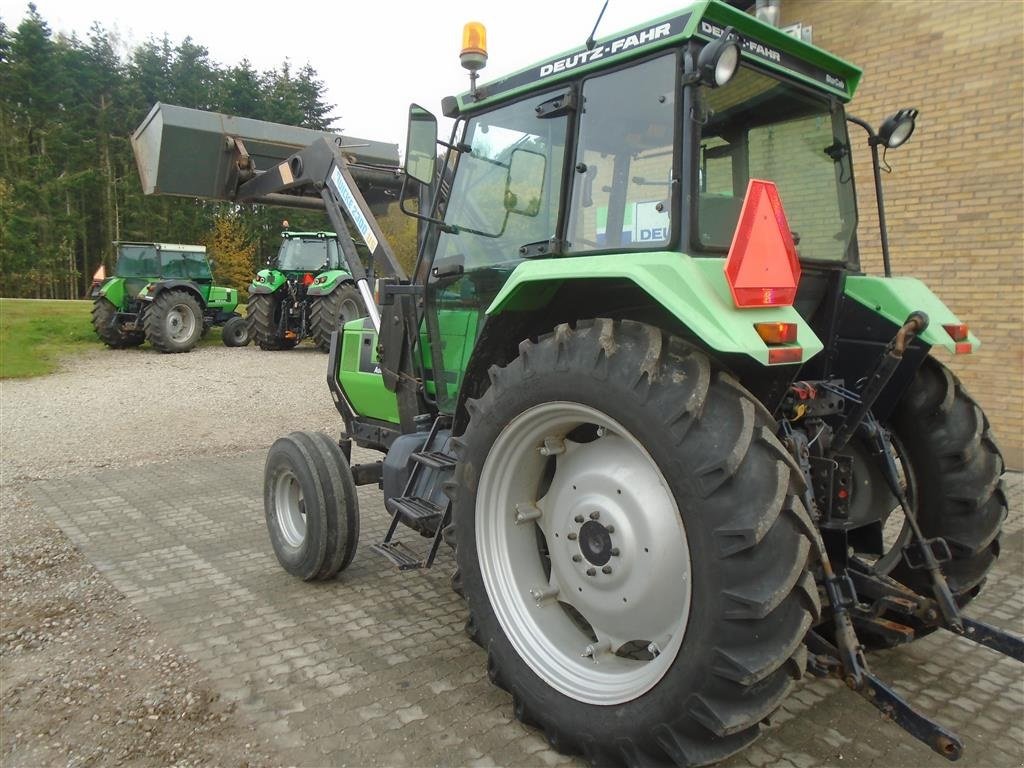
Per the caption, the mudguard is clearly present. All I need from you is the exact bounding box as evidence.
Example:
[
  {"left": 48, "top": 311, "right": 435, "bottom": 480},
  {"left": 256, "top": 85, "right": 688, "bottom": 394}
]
[
  {"left": 306, "top": 269, "right": 354, "bottom": 297},
  {"left": 96, "top": 277, "right": 127, "bottom": 307},
  {"left": 844, "top": 275, "right": 980, "bottom": 353},
  {"left": 249, "top": 268, "right": 286, "bottom": 295},
  {"left": 137, "top": 279, "right": 207, "bottom": 307},
  {"left": 487, "top": 252, "right": 824, "bottom": 366}
]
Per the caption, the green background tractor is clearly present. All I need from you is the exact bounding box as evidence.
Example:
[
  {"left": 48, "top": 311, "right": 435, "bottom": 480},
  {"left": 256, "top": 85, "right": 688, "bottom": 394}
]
[
  {"left": 91, "top": 242, "right": 246, "bottom": 353},
  {"left": 246, "top": 230, "right": 364, "bottom": 351},
  {"left": 133, "top": 2, "right": 1019, "bottom": 762}
]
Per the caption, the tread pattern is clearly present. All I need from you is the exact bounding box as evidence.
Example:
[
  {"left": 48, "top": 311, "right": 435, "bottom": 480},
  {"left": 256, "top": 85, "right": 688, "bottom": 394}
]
[
  {"left": 91, "top": 297, "right": 144, "bottom": 348},
  {"left": 309, "top": 283, "right": 363, "bottom": 352},
  {"left": 143, "top": 289, "right": 203, "bottom": 353},
  {"left": 448, "top": 319, "right": 817, "bottom": 767},
  {"left": 888, "top": 357, "right": 1007, "bottom": 600}
]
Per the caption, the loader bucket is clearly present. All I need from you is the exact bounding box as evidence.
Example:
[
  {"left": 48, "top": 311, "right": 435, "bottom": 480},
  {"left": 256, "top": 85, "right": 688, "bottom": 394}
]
[{"left": 131, "top": 103, "right": 402, "bottom": 212}]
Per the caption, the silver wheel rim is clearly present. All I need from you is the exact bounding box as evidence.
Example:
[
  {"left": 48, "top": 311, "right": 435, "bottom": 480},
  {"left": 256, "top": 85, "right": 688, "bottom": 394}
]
[
  {"left": 339, "top": 297, "right": 360, "bottom": 325},
  {"left": 166, "top": 303, "right": 197, "bottom": 343},
  {"left": 274, "top": 469, "right": 306, "bottom": 548},
  {"left": 476, "top": 401, "right": 691, "bottom": 705}
]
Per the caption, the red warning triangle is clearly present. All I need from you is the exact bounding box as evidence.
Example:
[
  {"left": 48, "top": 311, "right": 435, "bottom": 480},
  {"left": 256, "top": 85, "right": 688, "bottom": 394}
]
[{"left": 723, "top": 179, "right": 801, "bottom": 307}]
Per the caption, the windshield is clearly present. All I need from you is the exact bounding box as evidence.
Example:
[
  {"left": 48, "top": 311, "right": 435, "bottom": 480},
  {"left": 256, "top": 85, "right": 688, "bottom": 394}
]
[
  {"left": 115, "top": 244, "right": 160, "bottom": 277},
  {"left": 277, "top": 237, "right": 339, "bottom": 271},
  {"left": 696, "top": 66, "right": 857, "bottom": 263}
]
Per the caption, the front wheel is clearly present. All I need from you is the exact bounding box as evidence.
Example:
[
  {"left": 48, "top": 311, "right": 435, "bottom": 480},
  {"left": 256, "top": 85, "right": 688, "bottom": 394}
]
[
  {"left": 221, "top": 315, "right": 250, "bottom": 347},
  {"left": 451, "top": 319, "right": 819, "bottom": 766},
  {"left": 264, "top": 432, "right": 359, "bottom": 581},
  {"left": 143, "top": 289, "right": 203, "bottom": 353}
]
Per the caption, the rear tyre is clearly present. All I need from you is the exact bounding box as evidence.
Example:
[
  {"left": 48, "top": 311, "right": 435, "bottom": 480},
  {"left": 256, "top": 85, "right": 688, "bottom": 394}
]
[
  {"left": 91, "top": 297, "right": 144, "bottom": 348},
  {"left": 450, "top": 319, "right": 819, "bottom": 766},
  {"left": 143, "top": 289, "right": 203, "bottom": 353},
  {"left": 264, "top": 431, "right": 360, "bottom": 581},
  {"left": 311, "top": 284, "right": 364, "bottom": 352},
  {"left": 221, "top": 315, "right": 250, "bottom": 347},
  {"left": 857, "top": 357, "right": 1006, "bottom": 647},
  {"left": 247, "top": 292, "right": 297, "bottom": 350}
]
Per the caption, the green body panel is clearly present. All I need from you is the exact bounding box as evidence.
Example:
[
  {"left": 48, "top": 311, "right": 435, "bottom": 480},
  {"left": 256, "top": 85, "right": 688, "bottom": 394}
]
[
  {"left": 844, "top": 275, "right": 980, "bottom": 352},
  {"left": 456, "top": 0, "right": 861, "bottom": 115},
  {"left": 204, "top": 285, "right": 239, "bottom": 311},
  {"left": 487, "top": 253, "right": 823, "bottom": 366},
  {"left": 306, "top": 269, "right": 353, "bottom": 297},
  {"left": 98, "top": 277, "right": 128, "bottom": 309},
  {"left": 419, "top": 309, "right": 480, "bottom": 400},
  {"left": 338, "top": 317, "right": 400, "bottom": 424},
  {"left": 250, "top": 268, "right": 286, "bottom": 294}
]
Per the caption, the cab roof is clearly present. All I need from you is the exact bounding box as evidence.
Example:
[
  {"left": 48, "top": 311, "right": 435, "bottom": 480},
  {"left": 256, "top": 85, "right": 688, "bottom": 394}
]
[{"left": 452, "top": 0, "right": 861, "bottom": 114}]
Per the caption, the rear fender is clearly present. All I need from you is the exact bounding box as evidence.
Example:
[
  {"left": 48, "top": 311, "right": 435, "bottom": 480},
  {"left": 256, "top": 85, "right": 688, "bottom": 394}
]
[
  {"left": 307, "top": 269, "right": 353, "bottom": 297},
  {"left": 205, "top": 285, "right": 240, "bottom": 312},
  {"left": 487, "top": 252, "right": 823, "bottom": 365},
  {"left": 96, "top": 277, "right": 126, "bottom": 307},
  {"left": 250, "top": 268, "right": 286, "bottom": 295},
  {"left": 138, "top": 279, "right": 207, "bottom": 307},
  {"left": 843, "top": 275, "right": 980, "bottom": 353}
]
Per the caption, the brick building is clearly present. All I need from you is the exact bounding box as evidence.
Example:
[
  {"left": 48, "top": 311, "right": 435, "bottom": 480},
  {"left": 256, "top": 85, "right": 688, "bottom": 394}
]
[{"left": 760, "top": 0, "right": 1024, "bottom": 468}]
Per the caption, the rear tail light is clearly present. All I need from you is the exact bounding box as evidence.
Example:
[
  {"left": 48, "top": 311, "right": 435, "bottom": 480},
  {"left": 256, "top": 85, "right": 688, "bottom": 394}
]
[
  {"left": 302, "top": 273, "right": 315, "bottom": 286},
  {"left": 755, "top": 322, "right": 798, "bottom": 345},
  {"left": 954, "top": 342, "right": 973, "bottom": 355},
  {"left": 943, "top": 323, "right": 969, "bottom": 342},
  {"left": 768, "top": 347, "right": 803, "bottom": 364}
]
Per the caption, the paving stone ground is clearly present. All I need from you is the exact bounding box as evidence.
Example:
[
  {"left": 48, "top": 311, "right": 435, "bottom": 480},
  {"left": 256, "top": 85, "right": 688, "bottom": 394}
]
[{"left": 29, "top": 456, "right": 1023, "bottom": 767}]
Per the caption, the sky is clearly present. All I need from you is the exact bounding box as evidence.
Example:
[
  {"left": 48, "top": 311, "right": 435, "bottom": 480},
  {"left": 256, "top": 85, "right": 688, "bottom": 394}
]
[{"left": 0, "top": 0, "right": 690, "bottom": 153}]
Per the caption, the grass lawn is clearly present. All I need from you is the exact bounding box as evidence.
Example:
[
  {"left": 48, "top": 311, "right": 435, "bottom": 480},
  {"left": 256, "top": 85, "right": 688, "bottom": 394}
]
[
  {"left": 0, "top": 299, "right": 100, "bottom": 378},
  {"left": 0, "top": 298, "right": 233, "bottom": 378}
]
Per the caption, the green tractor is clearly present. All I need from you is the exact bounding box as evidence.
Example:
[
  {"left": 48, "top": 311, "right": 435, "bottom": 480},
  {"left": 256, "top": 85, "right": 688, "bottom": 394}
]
[
  {"left": 246, "top": 228, "right": 364, "bottom": 351},
  {"left": 134, "top": 2, "right": 1021, "bottom": 763},
  {"left": 91, "top": 241, "right": 247, "bottom": 353}
]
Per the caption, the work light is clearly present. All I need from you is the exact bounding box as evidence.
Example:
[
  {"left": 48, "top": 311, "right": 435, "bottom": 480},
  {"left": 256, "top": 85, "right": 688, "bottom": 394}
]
[
  {"left": 697, "top": 27, "right": 741, "bottom": 87},
  {"left": 877, "top": 108, "right": 918, "bottom": 149}
]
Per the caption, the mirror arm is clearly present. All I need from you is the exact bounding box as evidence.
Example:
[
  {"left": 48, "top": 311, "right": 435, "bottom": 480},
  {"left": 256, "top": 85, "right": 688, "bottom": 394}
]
[{"left": 397, "top": 173, "right": 458, "bottom": 234}]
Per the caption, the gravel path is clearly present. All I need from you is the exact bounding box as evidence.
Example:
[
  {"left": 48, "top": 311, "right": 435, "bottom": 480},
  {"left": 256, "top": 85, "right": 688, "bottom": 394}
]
[{"left": 1, "top": 343, "right": 343, "bottom": 767}]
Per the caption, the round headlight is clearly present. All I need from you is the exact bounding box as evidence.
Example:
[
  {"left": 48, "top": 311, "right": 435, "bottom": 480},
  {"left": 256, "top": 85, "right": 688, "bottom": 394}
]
[
  {"left": 696, "top": 27, "right": 741, "bottom": 89},
  {"left": 877, "top": 108, "right": 919, "bottom": 149},
  {"left": 715, "top": 45, "right": 739, "bottom": 86}
]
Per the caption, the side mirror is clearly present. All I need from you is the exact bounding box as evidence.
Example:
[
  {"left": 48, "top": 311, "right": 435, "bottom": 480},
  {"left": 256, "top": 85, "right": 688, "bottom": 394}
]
[
  {"left": 504, "top": 147, "right": 546, "bottom": 217},
  {"left": 405, "top": 103, "right": 438, "bottom": 186}
]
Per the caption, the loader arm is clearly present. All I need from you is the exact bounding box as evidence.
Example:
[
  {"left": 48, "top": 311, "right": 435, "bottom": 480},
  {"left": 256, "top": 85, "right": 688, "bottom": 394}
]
[{"left": 233, "top": 137, "right": 407, "bottom": 332}]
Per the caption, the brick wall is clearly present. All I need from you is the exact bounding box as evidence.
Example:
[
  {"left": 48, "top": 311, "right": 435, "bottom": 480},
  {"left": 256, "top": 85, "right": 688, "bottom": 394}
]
[{"left": 783, "top": 0, "right": 1024, "bottom": 468}]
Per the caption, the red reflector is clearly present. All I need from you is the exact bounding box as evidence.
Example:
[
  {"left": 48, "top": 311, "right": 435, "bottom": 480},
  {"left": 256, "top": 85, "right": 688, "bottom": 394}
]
[
  {"left": 954, "top": 342, "right": 973, "bottom": 355},
  {"left": 755, "top": 322, "right": 798, "bottom": 345},
  {"left": 768, "top": 347, "right": 803, "bottom": 365},
  {"left": 302, "top": 273, "right": 315, "bottom": 286},
  {"left": 724, "top": 180, "right": 801, "bottom": 308},
  {"left": 943, "top": 323, "right": 969, "bottom": 342}
]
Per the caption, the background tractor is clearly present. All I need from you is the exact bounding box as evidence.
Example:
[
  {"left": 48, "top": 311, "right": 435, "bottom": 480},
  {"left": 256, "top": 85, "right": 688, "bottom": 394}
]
[
  {"left": 246, "top": 228, "right": 365, "bottom": 351},
  {"left": 133, "top": 2, "right": 1020, "bottom": 764},
  {"left": 91, "top": 241, "right": 246, "bottom": 353}
]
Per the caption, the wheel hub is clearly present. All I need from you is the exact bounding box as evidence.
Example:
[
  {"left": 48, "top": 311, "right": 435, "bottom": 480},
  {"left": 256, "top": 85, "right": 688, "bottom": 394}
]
[{"left": 578, "top": 520, "right": 613, "bottom": 566}]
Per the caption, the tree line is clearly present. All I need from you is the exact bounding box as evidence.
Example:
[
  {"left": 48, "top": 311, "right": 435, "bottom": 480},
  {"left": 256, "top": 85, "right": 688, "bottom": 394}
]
[{"left": 0, "top": 3, "right": 384, "bottom": 299}]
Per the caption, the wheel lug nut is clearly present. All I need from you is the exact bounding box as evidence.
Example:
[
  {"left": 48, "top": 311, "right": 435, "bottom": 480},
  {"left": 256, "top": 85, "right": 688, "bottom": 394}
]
[
  {"left": 602, "top": 565, "right": 613, "bottom": 574},
  {"left": 610, "top": 547, "right": 620, "bottom": 557},
  {"left": 586, "top": 567, "right": 596, "bottom": 576},
  {"left": 590, "top": 511, "right": 600, "bottom": 520},
  {"left": 567, "top": 532, "right": 577, "bottom": 540},
  {"left": 574, "top": 515, "right": 584, "bottom": 523},
  {"left": 572, "top": 554, "right": 582, "bottom": 563},
  {"left": 606, "top": 525, "right": 615, "bottom": 533}
]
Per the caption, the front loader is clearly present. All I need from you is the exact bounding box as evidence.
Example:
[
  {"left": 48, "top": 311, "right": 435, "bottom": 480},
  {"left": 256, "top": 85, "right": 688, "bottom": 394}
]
[{"left": 133, "top": 3, "right": 1021, "bottom": 764}]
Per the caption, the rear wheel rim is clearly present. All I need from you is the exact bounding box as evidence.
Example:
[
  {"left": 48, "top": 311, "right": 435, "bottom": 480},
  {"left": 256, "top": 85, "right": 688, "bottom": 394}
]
[
  {"left": 476, "top": 401, "right": 691, "bottom": 705},
  {"left": 274, "top": 470, "right": 306, "bottom": 548},
  {"left": 166, "top": 303, "right": 196, "bottom": 342},
  {"left": 339, "top": 296, "right": 360, "bottom": 325}
]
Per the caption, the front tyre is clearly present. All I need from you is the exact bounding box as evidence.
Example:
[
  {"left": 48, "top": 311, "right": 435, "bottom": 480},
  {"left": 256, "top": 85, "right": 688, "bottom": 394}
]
[
  {"left": 264, "top": 432, "right": 360, "bottom": 581},
  {"left": 451, "top": 320, "right": 819, "bottom": 766},
  {"left": 310, "top": 284, "right": 364, "bottom": 352},
  {"left": 221, "top": 315, "right": 250, "bottom": 347},
  {"left": 144, "top": 289, "right": 203, "bottom": 353}
]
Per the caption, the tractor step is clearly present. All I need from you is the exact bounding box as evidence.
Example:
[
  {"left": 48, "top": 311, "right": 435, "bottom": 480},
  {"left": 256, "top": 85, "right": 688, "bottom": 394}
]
[
  {"left": 411, "top": 451, "right": 457, "bottom": 470},
  {"left": 370, "top": 541, "right": 424, "bottom": 571},
  {"left": 386, "top": 495, "right": 444, "bottom": 525}
]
